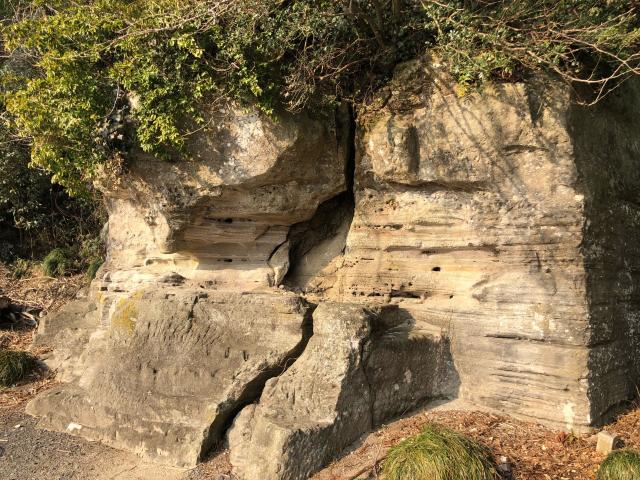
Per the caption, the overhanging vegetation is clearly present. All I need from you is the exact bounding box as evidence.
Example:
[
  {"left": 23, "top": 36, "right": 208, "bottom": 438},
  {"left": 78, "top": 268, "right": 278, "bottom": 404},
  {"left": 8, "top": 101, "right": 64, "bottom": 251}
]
[{"left": 1, "top": 1, "right": 639, "bottom": 194}]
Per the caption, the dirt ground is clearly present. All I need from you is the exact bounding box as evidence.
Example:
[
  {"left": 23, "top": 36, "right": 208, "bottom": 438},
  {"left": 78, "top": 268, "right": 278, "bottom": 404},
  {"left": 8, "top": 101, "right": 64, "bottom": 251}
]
[
  {"left": 2, "top": 265, "right": 639, "bottom": 480},
  {"left": 312, "top": 405, "right": 607, "bottom": 480}
]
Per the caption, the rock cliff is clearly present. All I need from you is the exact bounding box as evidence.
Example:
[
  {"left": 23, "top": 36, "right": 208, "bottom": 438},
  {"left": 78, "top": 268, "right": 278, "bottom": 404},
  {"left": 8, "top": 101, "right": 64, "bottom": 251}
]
[{"left": 26, "top": 59, "right": 640, "bottom": 478}]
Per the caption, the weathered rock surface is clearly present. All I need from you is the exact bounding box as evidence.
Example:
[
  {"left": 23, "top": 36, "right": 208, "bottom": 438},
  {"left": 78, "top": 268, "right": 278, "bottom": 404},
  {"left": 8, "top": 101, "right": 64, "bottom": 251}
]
[
  {"left": 101, "top": 105, "right": 347, "bottom": 292},
  {"left": 569, "top": 82, "right": 640, "bottom": 424},
  {"left": 334, "top": 60, "right": 594, "bottom": 430},
  {"left": 228, "top": 303, "right": 373, "bottom": 480},
  {"left": 299, "top": 59, "right": 640, "bottom": 431},
  {"left": 28, "top": 288, "right": 312, "bottom": 467},
  {"left": 228, "top": 302, "right": 455, "bottom": 480},
  {"left": 25, "top": 57, "right": 640, "bottom": 479}
]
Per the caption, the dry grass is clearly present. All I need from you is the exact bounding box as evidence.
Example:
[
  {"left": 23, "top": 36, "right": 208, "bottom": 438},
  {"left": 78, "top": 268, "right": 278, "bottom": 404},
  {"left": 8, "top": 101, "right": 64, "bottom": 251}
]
[{"left": 0, "top": 263, "right": 86, "bottom": 314}]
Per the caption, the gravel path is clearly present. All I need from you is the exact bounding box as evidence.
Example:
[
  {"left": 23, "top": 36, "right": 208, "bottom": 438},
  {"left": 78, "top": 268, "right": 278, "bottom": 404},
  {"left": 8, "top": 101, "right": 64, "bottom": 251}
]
[{"left": 0, "top": 409, "right": 186, "bottom": 480}]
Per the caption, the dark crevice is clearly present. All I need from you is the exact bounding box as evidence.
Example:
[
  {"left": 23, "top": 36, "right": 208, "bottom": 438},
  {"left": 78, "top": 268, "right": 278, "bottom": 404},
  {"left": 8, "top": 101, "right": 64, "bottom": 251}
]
[
  {"left": 285, "top": 192, "right": 354, "bottom": 264},
  {"left": 283, "top": 105, "right": 357, "bottom": 289},
  {"left": 198, "top": 303, "right": 316, "bottom": 461},
  {"left": 382, "top": 180, "right": 489, "bottom": 193},
  {"left": 343, "top": 103, "right": 356, "bottom": 200},
  {"left": 198, "top": 105, "right": 358, "bottom": 460},
  {"left": 198, "top": 105, "right": 360, "bottom": 460},
  {"left": 389, "top": 289, "right": 421, "bottom": 299}
]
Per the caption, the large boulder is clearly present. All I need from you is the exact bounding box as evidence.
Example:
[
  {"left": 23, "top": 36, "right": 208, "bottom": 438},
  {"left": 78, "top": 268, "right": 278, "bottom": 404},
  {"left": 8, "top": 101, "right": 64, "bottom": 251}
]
[
  {"left": 28, "top": 288, "right": 312, "bottom": 467},
  {"left": 228, "top": 302, "right": 455, "bottom": 480},
  {"left": 26, "top": 103, "right": 348, "bottom": 468},
  {"left": 25, "top": 56, "right": 640, "bottom": 479},
  {"left": 100, "top": 105, "right": 348, "bottom": 292}
]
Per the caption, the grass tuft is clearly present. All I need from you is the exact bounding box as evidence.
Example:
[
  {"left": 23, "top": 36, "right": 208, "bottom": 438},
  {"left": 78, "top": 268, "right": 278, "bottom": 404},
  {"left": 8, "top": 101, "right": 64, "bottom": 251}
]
[
  {"left": 597, "top": 448, "right": 640, "bottom": 480},
  {"left": 382, "top": 424, "right": 499, "bottom": 480},
  {"left": 0, "top": 349, "right": 38, "bottom": 387},
  {"left": 10, "top": 258, "right": 32, "bottom": 278},
  {"left": 42, "top": 248, "right": 71, "bottom": 277},
  {"left": 86, "top": 258, "right": 103, "bottom": 280}
]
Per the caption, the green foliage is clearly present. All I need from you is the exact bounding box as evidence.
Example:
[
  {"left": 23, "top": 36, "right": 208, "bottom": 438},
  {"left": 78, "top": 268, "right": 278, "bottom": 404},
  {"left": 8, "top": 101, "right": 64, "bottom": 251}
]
[
  {"left": 42, "top": 247, "right": 71, "bottom": 277},
  {"left": 40, "top": 235, "right": 104, "bottom": 277},
  {"left": 9, "top": 258, "right": 32, "bottom": 278},
  {"left": 382, "top": 424, "right": 498, "bottom": 480},
  {"left": 79, "top": 235, "right": 102, "bottom": 263},
  {"left": 0, "top": 349, "right": 38, "bottom": 387},
  {"left": 86, "top": 257, "right": 103, "bottom": 280},
  {"left": 597, "top": 449, "right": 640, "bottom": 480},
  {"left": 0, "top": 143, "right": 105, "bottom": 262},
  {"left": 0, "top": 4, "right": 105, "bottom": 263},
  {"left": 420, "top": 1, "right": 640, "bottom": 96},
  {"left": 0, "top": 124, "right": 49, "bottom": 231},
  {"left": 79, "top": 234, "right": 105, "bottom": 278},
  {"left": 1, "top": 1, "right": 638, "bottom": 193}
]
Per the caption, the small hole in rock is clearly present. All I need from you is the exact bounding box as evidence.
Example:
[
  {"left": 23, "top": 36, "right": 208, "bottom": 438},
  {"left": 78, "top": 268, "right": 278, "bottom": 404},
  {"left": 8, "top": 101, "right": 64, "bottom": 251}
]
[
  {"left": 223, "top": 218, "right": 233, "bottom": 223},
  {"left": 432, "top": 267, "right": 441, "bottom": 272}
]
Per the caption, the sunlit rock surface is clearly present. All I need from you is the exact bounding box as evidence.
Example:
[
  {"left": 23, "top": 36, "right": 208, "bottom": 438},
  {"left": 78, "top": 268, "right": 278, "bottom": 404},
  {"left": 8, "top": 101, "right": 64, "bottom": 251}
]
[{"left": 26, "top": 61, "right": 640, "bottom": 479}]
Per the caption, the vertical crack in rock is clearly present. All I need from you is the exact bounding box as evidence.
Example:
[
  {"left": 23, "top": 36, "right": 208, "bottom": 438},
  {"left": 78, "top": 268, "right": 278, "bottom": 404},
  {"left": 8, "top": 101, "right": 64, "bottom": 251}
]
[
  {"left": 198, "top": 304, "right": 315, "bottom": 460},
  {"left": 227, "top": 303, "right": 458, "bottom": 480},
  {"left": 283, "top": 105, "right": 356, "bottom": 293},
  {"left": 228, "top": 303, "right": 373, "bottom": 480}
]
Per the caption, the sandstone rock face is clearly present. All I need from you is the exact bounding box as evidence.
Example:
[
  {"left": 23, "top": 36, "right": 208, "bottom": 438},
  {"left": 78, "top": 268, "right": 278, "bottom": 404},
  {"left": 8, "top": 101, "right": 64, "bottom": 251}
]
[
  {"left": 26, "top": 59, "right": 640, "bottom": 479},
  {"left": 101, "top": 105, "right": 347, "bottom": 292},
  {"left": 308, "top": 60, "right": 639, "bottom": 431},
  {"left": 27, "top": 105, "right": 346, "bottom": 467},
  {"left": 328, "top": 61, "right": 594, "bottom": 430},
  {"left": 228, "top": 302, "right": 455, "bottom": 480},
  {"left": 28, "top": 289, "right": 312, "bottom": 467}
]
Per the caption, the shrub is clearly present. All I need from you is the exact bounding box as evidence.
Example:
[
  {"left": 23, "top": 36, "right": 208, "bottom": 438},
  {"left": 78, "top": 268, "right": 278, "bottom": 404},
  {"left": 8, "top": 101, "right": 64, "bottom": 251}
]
[
  {"left": 0, "top": 119, "right": 105, "bottom": 262},
  {"left": 42, "top": 247, "right": 72, "bottom": 277},
  {"left": 0, "top": 349, "right": 38, "bottom": 387},
  {"left": 382, "top": 424, "right": 498, "bottom": 480},
  {"left": 86, "top": 258, "right": 103, "bottom": 280},
  {"left": 597, "top": 449, "right": 640, "bottom": 480}
]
